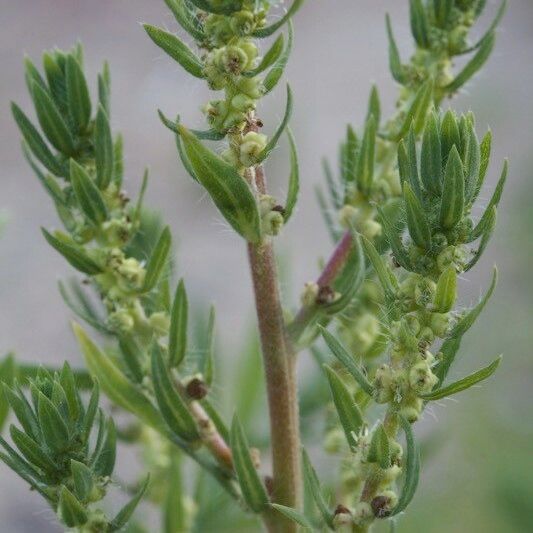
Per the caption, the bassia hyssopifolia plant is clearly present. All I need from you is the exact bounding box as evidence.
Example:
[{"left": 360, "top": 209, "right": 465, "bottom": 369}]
[{"left": 1, "top": 0, "right": 508, "bottom": 531}]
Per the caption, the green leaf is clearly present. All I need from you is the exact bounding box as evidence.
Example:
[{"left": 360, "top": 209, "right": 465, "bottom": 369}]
[
  {"left": 461, "top": 0, "right": 507, "bottom": 54},
  {"left": 472, "top": 129, "right": 492, "bottom": 203},
  {"left": 94, "top": 105, "right": 114, "bottom": 189},
  {"left": 58, "top": 486, "right": 88, "bottom": 527},
  {"left": 9, "top": 425, "right": 55, "bottom": 473},
  {"left": 59, "top": 362, "right": 82, "bottom": 421},
  {"left": 230, "top": 414, "right": 269, "bottom": 513},
  {"left": 410, "top": 0, "right": 429, "bottom": 48},
  {"left": 70, "top": 460, "right": 94, "bottom": 501},
  {"left": 403, "top": 182, "right": 432, "bottom": 250},
  {"left": 113, "top": 133, "right": 124, "bottom": 185},
  {"left": 151, "top": 344, "right": 199, "bottom": 442},
  {"left": 23, "top": 56, "right": 47, "bottom": 94},
  {"left": 254, "top": 85, "right": 293, "bottom": 164},
  {"left": 31, "top": 82, "right": 75, "bottom": 155},
  {"left": 142, "top": 226, "right": 171, "bottom": 292},
  {"left": 252, "top": 0, "right": 304, "bottom": 38},
  {"left": 377, "top": 205, "right": 411, "bottom": 270},
  {"left": 446, "top": 32, "right": 496, "bottom": 93},
  {"left": 74, "top": 324, "right": 165, "bottom": 431},
  {"left": 3, "top": 386, "right": 40, "bottom": 441},
  {"left": 65, "top": 55, "right": 91, "bottom": 133},
  {"left": 70, "top": 160, "right": 108, "bottom": 224},
  {"left": 433, "top": 0, "right": 453, "bottom": 28},
  {"left": 283, "top": 128, "right": 299, "bottom": 223},
  {"left": 11, "top": 102, "right": 63, "bottom": 176},
  {"left": 420, "top": 112, "right": 442, "bottom": 196},
  {"left": 262, "top": 22, "right": 293, "bottom": 94},
  {"left": 434, "top": 266, "right": 457, "bottom": 313},
  {"left": 187, "top": 0, "right": 242, "bottom": 15},
  {"left": 435, "top": 267, "right": 497, "bottom": 385},
  {"left": 43, "top": 229, "right": 103, "bottom": 275},
  {"left": 109, "top": 476, "right": 150, "bottom": 531},
  {"left": 439, "top": 146, "right": 465, "bottom": 229},
  {"left": 245, "top": 33, "right": 284, "bottom": 77},
  {"left": 177, "top": 124, "right": 261, "bottom": 243},
  {"left": 342, "top": 125, "right": 358, "bottom": 185},
  {"left": 366, "top": 84, "right": 381, "bottom": 125},
  {"left": 270, "top": 504, "right": 314, "bottom": 530},
  {"left": 42, "top": 51, "right": 68, "bottom": 111},
  {"left": 394, "top": 79, "right": 433, "bottom": 140},
  {"left": 367, "top": 424, "right": 390, "bottom": 469},
  {"left": 169, "top": 279, "right": 188, "bottom": 367},
  {"left": 356, "top": 115, "right": 376, "bottom": 195},
  {"left": 470, "top": 159, "right": 507, "bottom": 241},
  {"left": 37, "top": 391, "right": 70, "bottom": 453},
  {"left": 361, "top": 235, "right": 397, "bottom": 299},
  {"left": 440, "top": 110, "right": 461, "bottom": 163},
  {"left": 391, "top": 416, "right": 420, "bottom": 515},
  {"left": 463, "top": 123, "right": 481, "bottom": 202},
  {"left": 165, "top": 0, "right": 205, "bottom": 41},
  {"left": 164, "top": 454, "right": 185, "bottom": 533},
  {"left": 302, "top": 448, "right": 333, "bottom": 528},
  {"left": 143, "top": 24, "right": 205, "bottom": 78},
  {"left": 0, "top": 355, "right": 16, "bottom": 430},
  {"left": 202, "top": 305, "right": 216, "bottom": 386},
  {"left": 81, "top": 382, "right": 100, "bottom": 442},
  {"left": 466, "top": 206, "right": 496, "bottom": 271},
  {"left": 92, "top": 417, "right": 117, "bottom": 477},
  {"left": 385, "top": 14, "right": 405, "bottom": 84},
  {"left": 324, "top": 365, "right": 364, "bottom": 448},
  {"left": 422, "top": 356, "right": 501, "bottom": 401},
  {"left": 117, "top": 335, "right": 144, "bottom": 383},
  {"left": 319, "top": 327, "right": 374, "bottom": 396}
]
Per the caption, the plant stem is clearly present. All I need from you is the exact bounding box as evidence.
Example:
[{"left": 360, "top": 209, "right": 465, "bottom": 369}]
[{"left": 247, "top": 165, "right": 302, "bottom": 532}]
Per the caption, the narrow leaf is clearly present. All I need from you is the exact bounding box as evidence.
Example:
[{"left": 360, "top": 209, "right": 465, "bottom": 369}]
[
  {"left": 143, "top": 25, "right": 205, "bottom": 78},
  {"left": 324, "top": 365, "right": 364, "bottom": 448},
  {"left": 270, "top": 504, "right": 314, "bottom": 530},
  {"left": 245, "top": 33, "right": 284, "bottom": 77},
  {"left": 65, "top": 55, "right": 91, "bottom": 133},
  {"left": 151, "top": 344, "right": 199, "bottom": 442},
  {"left": 165, "top": 0, "right": 205, "bottom": 40},
  {"left": 361, "top": 235, "right": 397, "bottom": 299},
  {"left": 319, "top": 327, "right": 374, "bottom": 396},
  {"left": 70, "top": 160, "right": 108, "bottom": 224},
  {"left": 42, "top": 229, "right": 103, "bottom": 275},
  {"left": 230, "top": 414, "right": 269, "bottom": 513},
  {"left": 434, "top": 266, "right": 457, "bottom": 313},
  {"left": 356, "top": 115, "right": 376, "bottom": 195},
  {"left": 142, "top": 226, "right": 171, "bottom": 292},
  {"left": 252, "top": 0, "right": 304, "bottom": 38},
  {"left": 169, "top": 279, "right": 188, "bottom": 367},
  {"left": 422, "top": 356, "right": 501, "bottom": 401},
  {"left": 262, "top": 22, "right": 293, "bottom": 94},
  {"left": 410, "top": 0, "right": 429, "bottom": 48},
  {"left": 92, "top": 417, "right": 117, "bottom": 477},
  {"left": 70, "top": 460, "right": 94, "bottom": 502},
  {"left": 58, "top": 486, "right": 88, "bottom": 527},
  {"left": 37, "top": 392, "right": 70, "bottom": 453},
  {"left": 31, "top": 82, "right": 75, "bottom": 155},
  {"left": 283, "top": 128, "right": 299, "bottom": 222},
  {"left": 404, "top": 182, "right": 432, "bottom": 250},
  {"left": 95, "top": 105, "right": 114, "bottom": 189},
  {"left": 109, "top": 476, "right": 150, "bottom": 531},
  {"left": 177, "top": 124, "right": 261, "bottom": 242},
  {"left": 188, "top": 0, "right": 242, "bottom": 15},
  {"left": 367, "top": 424, "right": 390, "bottom": 469},
  {"left": 386, "top": 14, "right": 405, "bottom": 84},
  {"left": 377, "top": 205, "right": 411, "bottom": 270},
  {"left": 302, "top": 448, "right": 333, "bottom": 528},
  {"left": 420, "top": 112, "right": 442, "bottom": 195},
  {"left": 439, "top": 146, "right": 465, "bottom": 229}
]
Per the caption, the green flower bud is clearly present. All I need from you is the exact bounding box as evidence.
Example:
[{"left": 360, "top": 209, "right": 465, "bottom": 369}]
[
  {"left": 220, "top": 45, "right": 249, "bottom": 74},
  {"left": 149, "top": 311, "right": 171, "bottom": 337},
  {"left": 117, "top": 257, "right": 146, "bottom": 291},
  {"left": 414, "top": 278, "right": 436, "bottom": 308},
  {"left": 262, "top": 210, "right": 284, "bottom": 236},
  {"left": 101, "top": 218, "right": 132, "bottom": 247},
  {"left": 231, "top": 93, "right": 256, "bottom": 112},
  {"left": 239, "top": 132, "right": 267, "bottom": 166},
  {"left": 373, "top": 365, "right": 394, "bottom": 403},
  {"left": 332, "top": 506, "right": 353, "bottom": 530},
  {"left": 235, "top": 76, "right": 262, "bottom": 99},
  {"left": 108, "top": 308, "right": 134, "bottom": 333},
  {"left": 430, "top": 312, "right": 451, "bottom": 337},
  {"left": 370, "top": 490, "right": 398, "bottom": 518},
  {"left": 300, "top": 282, "right": 319, "bottom": 308},
  {"left": 353, "top": 502, "right": 373, "bottom": 526},
  {"left": 359, "top": 219, "right": 382, "bottom": 240},
  {"left": 409, "top": 361, "right": 438, "bottom": 394},
  {"left": 436, "top": 245, "right": 467, "bottom": 272},
  {"left": 418, "top": 326, "right": 435, "bottom": 345},
  {"left": 230, "top": 11, "right": 255, "bottom": 36},
  {"left": 352, "top": 313, "right": 381, "bottom": 354}
]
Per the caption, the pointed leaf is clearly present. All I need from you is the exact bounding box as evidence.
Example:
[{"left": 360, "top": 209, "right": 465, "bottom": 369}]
[
  {"left": 434, "top": 266, "right": 457, "bottom": 313},
  {"left": 42, "top": 229, "right": 103, "bottom": 275},
  {"left": 151, "top": 344, "right": 199, "bottom": 442},
  {"left": 70, "top": 160, "right": 108, "bottom": 224},
  {"left": 391, "top": 416, "right": 420, "bottom": 515},
  {"left": 31, "top": 82, "right": 75, "bottom": 155},
  {"left": 439, "top": 146, "right": 465, "bottom": 229},
  {"left": 270, "top": 504, "right": 314, "bottom": 529},
  {"left": 9, "top": 425, "right": 55, "bottom": 473},
  {"left": 165, "top": 0, "right": 205, "bottom": 40},
  {"left": 37, "top": 391, "right": 70, "bottom": 453},
  {"left": 420, "top": 113, "right": 442, "bottom": 196},
  {"left": 377, "top": 205, "right": 411, "bottom": 270},
  {"left": 361, "top": 236, "right": 397, "bottom": 299},
  {"left": 12, "top": 103, "right": 64, "bottom": 176},
  {"left": 422, "top": 356, "right": 501, "bottom": 401},
  {"left": 92, "top": 417, "right": 117, "bottom": 477},
  {"left": 366, "top": 84, "right": 381, "bottom": 125},
  {"left": 466, "top": 206, "right": 496, "bottom": 271},
  {"left": 394, "top": 79, "right": 433, "bottom": 140},
  {"left": 245, "top": 33, "right": 284, "bottom": 77},
  {"left": 404, "top": 182, "right": 432, "bottom": 250},
  {"left": 58, "top": 486, "right": 88, "bottom": 527},
  {"left": 95, "top": 105, "right": 114, "bottom": 189},
  {"left": 356, "top": 115, "right": 376, "bottom": 195},
  {"left": 164, "top": 454, "right": 185, "bottom": 533},
  {"left": 302, "top": 448, "right": 333, "bottom": 528},
  {"left": 367, "top": 424, "right": 390, "bottom": 469},
  {"left": 168, "top": 279, "right": 188, "bottom": 368},
  {"left": 70, "top": 460, "right": 94, "bottom": 501},
  {"left": 319, "top": 327, "right": 374, "bottom": 396},
  {"left": 109, "top": 476, "right": 150, "bottom": 531},
  {"left": 446, "top": 33, "right": 495, "bottom": 93},
  {"left": 65, "top": 55, "right": 91, "bottom": 133},
  {"left": 142, "top": 226, "right": 171, "bottom": 292},
  {"left": 263, "top": 22, "right": 293, "bottom": 94},
  {"left": 472, "top": 129, "right": 492, "bottom": 203},
  {"left": 283, "top": 128, "right": 299, "bottom": 223},
  {"left": 188, "top": 0, "right": 242, "bottom": 15},
  {"left": 252, "top": 0, "right": 304, "bottom": 38},
  {"left": 230, "top": 414, "right": 269, "bottom": 513},
  {"left": 177, "top": 124, "right": 261, "bottom": 242},
  {"left": 143, "top": 25, "right": 204, "bottom": 78},
  {"left": 410, "top": 0, "right": 429, "bottom": 48},
  {"left": 254, "top": 85, "right": 293, "bottom": 164},
  {"left": 74, "top": 324, "right": 165, "bottom": 431},
  {"left": 324, "top": 365, "right": 364, "bottom": 448},
  {"left": 386, "top": 14, "right": 405, "bottom": 84}
]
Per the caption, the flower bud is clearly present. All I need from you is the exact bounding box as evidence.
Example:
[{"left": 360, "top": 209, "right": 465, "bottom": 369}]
[
  {"left": 370, "top": 490, "right": 398, "bottom": 518},
  {"left": 300, "top": 282, "right": 319, "bottom": 308},
  {"left": 149, "top": 311, "right": 170, "bottom": 337},
  {"left": 108, "top": 308, "right": 134, "bottom": 333},
  {"left": 239, "top": 132, "right": 267, "bottom": 167},
  {"left": 409, "top": 361, "right": 438, "bottom": 394},
  {"left": 430, "top": 312, "right": 450, "bottom": 337}
]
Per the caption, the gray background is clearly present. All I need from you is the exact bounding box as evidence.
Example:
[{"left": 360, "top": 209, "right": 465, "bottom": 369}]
[{"left": 1, "top": 1, "right": 532, "bottom": 531}]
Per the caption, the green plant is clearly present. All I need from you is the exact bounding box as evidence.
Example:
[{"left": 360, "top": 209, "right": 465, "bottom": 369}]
[{"left": 1, "top": 0, "right": 508, "bottom": 531}]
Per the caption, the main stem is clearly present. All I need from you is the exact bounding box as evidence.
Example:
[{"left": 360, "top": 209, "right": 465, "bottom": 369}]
[{"left": 247, "top": 165, "right": 302, "bottom": 532}]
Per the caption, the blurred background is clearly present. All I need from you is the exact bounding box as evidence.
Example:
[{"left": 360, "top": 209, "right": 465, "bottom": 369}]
[{"left": 0, "top": 0, "right": 531, "bottom": 531}]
